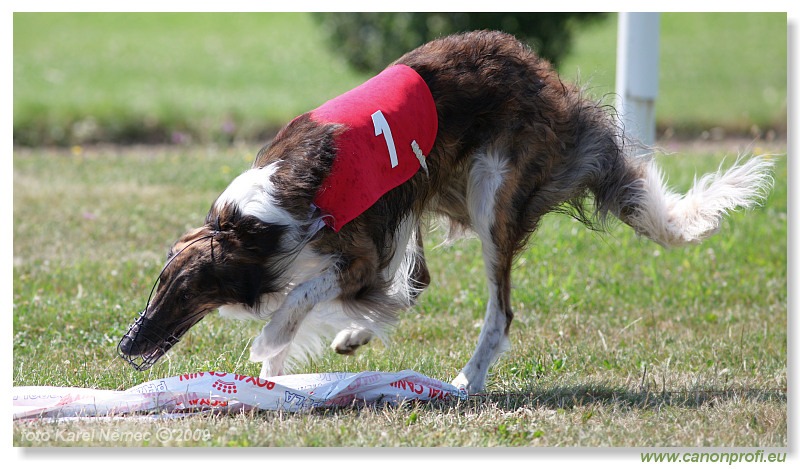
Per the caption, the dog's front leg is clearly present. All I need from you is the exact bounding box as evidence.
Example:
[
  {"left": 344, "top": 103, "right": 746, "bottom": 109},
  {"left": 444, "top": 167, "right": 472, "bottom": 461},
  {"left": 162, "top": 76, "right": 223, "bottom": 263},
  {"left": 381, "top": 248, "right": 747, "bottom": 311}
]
[{"left": 250, "top": 268, "right": 341, "bottom": 377}]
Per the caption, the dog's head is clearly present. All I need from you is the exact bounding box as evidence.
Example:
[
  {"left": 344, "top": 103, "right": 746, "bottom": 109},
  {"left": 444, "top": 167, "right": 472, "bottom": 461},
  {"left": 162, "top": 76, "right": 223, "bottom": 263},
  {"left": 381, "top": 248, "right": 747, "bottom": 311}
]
[{"left": 118, "top": 165, "right": 299, "bottom": 370}]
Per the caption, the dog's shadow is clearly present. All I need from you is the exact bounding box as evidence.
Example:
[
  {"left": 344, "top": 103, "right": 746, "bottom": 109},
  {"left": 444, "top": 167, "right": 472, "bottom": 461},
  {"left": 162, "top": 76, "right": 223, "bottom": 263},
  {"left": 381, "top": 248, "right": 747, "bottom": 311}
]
[
  {"left": 293, "top": 382, "right": 785, "bottom": 418},
  {"left": 450, "top": 383, "right": 786, "bottom": 412}
]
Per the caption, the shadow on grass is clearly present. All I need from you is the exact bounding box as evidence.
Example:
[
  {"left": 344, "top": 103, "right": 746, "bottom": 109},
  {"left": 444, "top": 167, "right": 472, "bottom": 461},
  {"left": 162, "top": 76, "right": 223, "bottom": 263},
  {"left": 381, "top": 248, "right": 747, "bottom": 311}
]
[
  {"left": 463, "top": 384, "right": 787, "bottom": 411},
  {"left": 285, "top": 383, "right": 787, "bottom": 420}
]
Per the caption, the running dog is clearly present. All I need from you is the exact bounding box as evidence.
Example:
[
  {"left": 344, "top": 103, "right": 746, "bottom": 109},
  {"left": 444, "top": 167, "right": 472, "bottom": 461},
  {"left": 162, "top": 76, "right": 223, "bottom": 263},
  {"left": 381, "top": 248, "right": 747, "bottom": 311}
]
[{"left": 118, "top": 31, "right": 772, "bottom": 394}]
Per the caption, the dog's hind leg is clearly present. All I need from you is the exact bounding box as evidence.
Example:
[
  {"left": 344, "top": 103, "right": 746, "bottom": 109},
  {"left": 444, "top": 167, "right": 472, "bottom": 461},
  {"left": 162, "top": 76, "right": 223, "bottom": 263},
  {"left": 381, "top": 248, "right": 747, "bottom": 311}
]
[
  {"left": 330, "top": 224, "right": 430, "bottom": 356},
  {"left": 452, "top": 147, "right": 519, "bottom": 394},
  {"left": 331, "top": 326, "right": 373, "bottom": 355},
  {"left": 451, "top": 263, "right": 513, "bottom": 394}
]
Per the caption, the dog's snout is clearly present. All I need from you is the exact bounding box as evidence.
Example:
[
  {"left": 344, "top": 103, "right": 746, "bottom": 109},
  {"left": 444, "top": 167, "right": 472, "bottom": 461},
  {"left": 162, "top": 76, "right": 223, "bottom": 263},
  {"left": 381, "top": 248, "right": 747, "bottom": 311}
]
[
  {"left": 118, "top": 312, "right": 159, "bottom": 356},
  {"left": 117, "top": 334, "right": 140, "bottom": 356}
]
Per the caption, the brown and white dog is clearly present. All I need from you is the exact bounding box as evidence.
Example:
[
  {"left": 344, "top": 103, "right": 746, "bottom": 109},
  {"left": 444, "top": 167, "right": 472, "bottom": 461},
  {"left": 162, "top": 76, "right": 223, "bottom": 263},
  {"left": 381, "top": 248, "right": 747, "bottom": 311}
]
[{"left": 118, "top": 31, "right": 772, "bottom": 394}]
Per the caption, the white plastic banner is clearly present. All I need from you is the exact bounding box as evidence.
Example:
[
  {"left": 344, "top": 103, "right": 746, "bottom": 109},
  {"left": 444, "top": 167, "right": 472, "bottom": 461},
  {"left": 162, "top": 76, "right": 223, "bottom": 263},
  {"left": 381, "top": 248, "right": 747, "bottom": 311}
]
[{"left": 13, "top": 370, "right": 465, "bottom": 420}]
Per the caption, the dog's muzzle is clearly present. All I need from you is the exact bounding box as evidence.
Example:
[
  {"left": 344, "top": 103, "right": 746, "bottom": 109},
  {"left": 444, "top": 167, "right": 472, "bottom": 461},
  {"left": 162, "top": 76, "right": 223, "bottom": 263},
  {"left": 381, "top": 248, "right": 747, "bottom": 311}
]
[{"left": 117, "top": 312, "right": 180, "bottom": 371}]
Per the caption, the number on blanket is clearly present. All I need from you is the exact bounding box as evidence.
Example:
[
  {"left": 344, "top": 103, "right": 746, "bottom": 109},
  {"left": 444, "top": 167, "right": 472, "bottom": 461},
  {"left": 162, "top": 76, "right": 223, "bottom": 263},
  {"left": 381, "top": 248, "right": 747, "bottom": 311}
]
[{"left": 371, "top": 110, "right": 399, "bottom": 168}]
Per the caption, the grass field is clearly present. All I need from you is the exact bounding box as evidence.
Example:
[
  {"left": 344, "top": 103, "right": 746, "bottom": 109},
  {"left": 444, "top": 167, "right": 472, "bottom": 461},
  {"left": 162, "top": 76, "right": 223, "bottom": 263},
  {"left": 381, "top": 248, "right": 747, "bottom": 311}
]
[
  {"left": 12, "top": 13, "right": 364, "bottom": 145},
  {"left": 558, "top": 13, "right": 787, "bottom": 137},
  {"left": 12, "top": 142, "right": 787, "bottom": 447},
  {"left": 13, "top": 12, "right": 787, "bottom": 145},
  {"left": 12, "top": 10, "right": 788, "bottom": 450}
]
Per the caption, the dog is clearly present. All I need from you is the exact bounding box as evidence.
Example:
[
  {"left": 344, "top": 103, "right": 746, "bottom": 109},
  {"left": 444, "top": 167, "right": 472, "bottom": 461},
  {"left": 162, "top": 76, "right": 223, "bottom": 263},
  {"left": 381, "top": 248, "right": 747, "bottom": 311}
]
[{"left": 118, "top": 30, "right": 773, "bottom": 394}]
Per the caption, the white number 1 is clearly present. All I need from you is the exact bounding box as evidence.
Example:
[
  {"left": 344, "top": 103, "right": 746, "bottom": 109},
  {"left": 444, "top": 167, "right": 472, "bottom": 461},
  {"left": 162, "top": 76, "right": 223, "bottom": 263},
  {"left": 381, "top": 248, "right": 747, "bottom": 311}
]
[{"left": 371, "top": 110, "right": 398, "bottom": 168}]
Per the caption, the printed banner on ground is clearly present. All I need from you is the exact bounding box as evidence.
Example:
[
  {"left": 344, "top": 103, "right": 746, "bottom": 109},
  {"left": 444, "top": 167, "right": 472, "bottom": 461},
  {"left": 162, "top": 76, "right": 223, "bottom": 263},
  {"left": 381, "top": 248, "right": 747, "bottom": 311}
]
[{"left": 13, "top": 370, "right": 464, "bottom": 420}]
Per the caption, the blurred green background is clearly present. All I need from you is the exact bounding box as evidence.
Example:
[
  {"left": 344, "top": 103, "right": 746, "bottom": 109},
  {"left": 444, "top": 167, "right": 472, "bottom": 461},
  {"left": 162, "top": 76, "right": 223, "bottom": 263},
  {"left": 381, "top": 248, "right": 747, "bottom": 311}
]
[{"left": 13, "top": 12, "right": 786, "bottom": 146}]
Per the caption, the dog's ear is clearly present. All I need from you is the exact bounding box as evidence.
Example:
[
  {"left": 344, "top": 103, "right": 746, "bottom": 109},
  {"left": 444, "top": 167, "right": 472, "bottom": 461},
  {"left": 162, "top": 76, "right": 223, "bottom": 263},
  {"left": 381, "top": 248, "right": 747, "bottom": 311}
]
[
  {"left": 232, "top": 216, "right": 288, "bottom": 258},
  {"left": 208, "top": 217, "right": 290, "bottom": 306},
  {"left": 208, "top": 204, "right": 288, "bottom": 259}
]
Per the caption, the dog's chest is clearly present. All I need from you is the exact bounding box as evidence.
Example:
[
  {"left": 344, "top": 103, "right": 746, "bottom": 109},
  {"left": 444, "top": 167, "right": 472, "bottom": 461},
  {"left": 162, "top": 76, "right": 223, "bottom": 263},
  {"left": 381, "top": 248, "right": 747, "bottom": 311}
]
[{"left": 311, "top": 64, "right": 438, "bottom": 231}]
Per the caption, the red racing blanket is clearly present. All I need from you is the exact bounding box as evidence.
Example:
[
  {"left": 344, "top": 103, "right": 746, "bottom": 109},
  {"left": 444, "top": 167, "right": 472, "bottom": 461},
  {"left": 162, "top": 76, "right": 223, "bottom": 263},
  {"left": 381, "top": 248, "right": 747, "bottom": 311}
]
[{"left": 311, "top": 64, "right": 438, "bottom": 232}]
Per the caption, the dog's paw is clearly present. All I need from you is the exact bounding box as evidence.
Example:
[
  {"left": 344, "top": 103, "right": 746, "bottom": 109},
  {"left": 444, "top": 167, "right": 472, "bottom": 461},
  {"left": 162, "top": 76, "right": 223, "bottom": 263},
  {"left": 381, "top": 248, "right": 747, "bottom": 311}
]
[
  {"left": 249, "top": 320, "right": 293, "bottom": 362},
  {"left": 331, "top": 327, "right": 373, "bottom": 355},
  {"left": 249, "top": 337, "right": 270, "bottom": 363},
  {"left": 451, "top": 372, "right": 470, "bottom": 393},
  {"left": 249, "top": 329, "right": 283, "bottom": 363},
  {"left": 252, "top": 333, "right": 289, "bottom": 378},
  {"left": 451, "top": 371, "right": 484, "bottom": 395},
  {"left": 259, "top": 360, "right": 284, "bottom": 379}
]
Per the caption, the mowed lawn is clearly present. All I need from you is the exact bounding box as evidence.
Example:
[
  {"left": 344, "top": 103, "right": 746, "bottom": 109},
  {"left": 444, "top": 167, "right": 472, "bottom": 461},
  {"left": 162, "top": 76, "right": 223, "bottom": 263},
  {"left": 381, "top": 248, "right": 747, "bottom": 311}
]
[
  {"left": 558, "top": 12, "right": 787, "bottom": 136},
  {"left": 13, "top": 12, "right": 787, "bottom": 145},
  {"left": 12, "top": 143, "right": 787, "bottom": 447},
  {"left": 12, "top": 11, "right": 787, "bottom": 448},
  {"left": 12, "top": 12, "right": 366, "bottom": 145}
]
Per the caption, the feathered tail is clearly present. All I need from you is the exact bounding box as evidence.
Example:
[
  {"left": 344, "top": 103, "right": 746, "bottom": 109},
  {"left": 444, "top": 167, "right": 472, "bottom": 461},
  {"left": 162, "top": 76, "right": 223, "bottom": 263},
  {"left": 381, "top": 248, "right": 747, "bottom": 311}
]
[{"left": 614, "top": 154, "right": 774, "bottom": 247}]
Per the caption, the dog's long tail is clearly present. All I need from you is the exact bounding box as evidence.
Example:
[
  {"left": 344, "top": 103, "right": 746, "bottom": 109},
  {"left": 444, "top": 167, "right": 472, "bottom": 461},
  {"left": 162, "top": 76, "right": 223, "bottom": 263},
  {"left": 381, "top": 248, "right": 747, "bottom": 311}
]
[{"left": 600, "top": 148, "right": 774, "bottom": 247}]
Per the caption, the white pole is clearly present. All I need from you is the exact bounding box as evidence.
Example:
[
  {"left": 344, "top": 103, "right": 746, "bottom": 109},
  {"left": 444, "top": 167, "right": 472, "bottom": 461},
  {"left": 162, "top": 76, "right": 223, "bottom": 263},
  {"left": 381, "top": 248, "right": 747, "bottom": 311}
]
[{"left": 615, "top": 12, "right": 660, "bottom": 149}]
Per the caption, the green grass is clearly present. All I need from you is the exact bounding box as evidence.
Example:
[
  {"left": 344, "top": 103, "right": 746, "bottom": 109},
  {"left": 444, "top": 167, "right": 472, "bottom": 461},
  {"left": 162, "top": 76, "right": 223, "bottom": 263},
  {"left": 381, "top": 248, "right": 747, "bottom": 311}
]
[
  {"left": 12, "top": 143, "right": 787, "bottom": 446},
  {"left": 13, "top": 12, "right": 787, "bottom": 145},
  {"left": 13, "top": 13, "right": 366, "bottom": 145},
  {"left": 11, "top": 10, "right": 788, "bottom": 449},
  {"left": 558, "top": 12, "right": 787, "bottom": 137}
]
